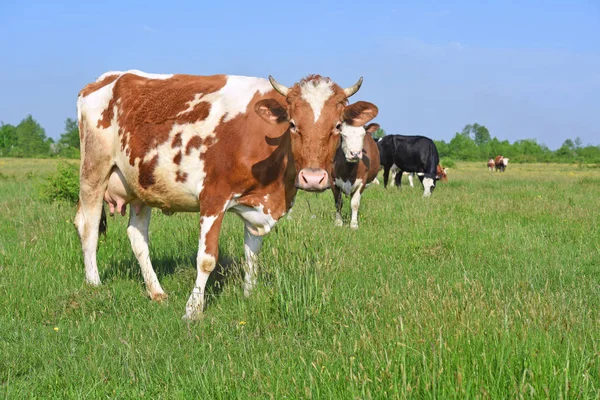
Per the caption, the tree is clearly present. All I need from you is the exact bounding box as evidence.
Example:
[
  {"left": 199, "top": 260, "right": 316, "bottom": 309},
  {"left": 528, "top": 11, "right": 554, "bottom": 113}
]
[
  {"left": 461, "top": 123, "right": 491, "bottom": 146},
  {"left": 448, "top": 132, "right": 479, "bottom": 160},
  {"left": 58, "top": 118, "right": 80, "bottom": 150},
  {"left": 372, "top": 127, "right": 386, "bottom": 140},
  {"left": 0, "top": 123, "right": 17, "bottom": 156},
  {"left": 14, "top": 115, "right": 50, "bottom": 157}
]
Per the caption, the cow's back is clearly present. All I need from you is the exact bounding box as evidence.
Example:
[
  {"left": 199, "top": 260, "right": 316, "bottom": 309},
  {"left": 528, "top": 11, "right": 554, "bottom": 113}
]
[{"left": 77, "top": 71, "right": 294, "bottom": 217}]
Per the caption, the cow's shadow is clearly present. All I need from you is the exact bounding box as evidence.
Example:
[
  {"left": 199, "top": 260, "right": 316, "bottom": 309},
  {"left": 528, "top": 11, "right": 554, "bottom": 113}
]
[{"left": 100, "top": 246, "right": 245, "bottom": 306}]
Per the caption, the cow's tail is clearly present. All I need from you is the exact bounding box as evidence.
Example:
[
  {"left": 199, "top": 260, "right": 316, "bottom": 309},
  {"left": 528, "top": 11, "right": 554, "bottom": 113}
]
[{"left": 99, "top": 204, "right": 107, "bottom": 236}]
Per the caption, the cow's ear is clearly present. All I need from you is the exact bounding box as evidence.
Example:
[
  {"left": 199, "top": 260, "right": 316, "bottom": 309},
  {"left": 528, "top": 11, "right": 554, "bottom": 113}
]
[
  {"left": 364, "top": 123, "right": 380, "bottom": 135},
  {"left": 344, "top": 101, "right": 378, "bottom": 127},
  {"left": 255, "top": 99, "right": 288, "bottom": 124}
]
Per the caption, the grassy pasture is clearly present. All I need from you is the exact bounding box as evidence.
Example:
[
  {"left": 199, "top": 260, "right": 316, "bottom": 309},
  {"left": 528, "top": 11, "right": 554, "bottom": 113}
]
[{"left": 0, "top": 158, "right": 599, "bottom": 398}]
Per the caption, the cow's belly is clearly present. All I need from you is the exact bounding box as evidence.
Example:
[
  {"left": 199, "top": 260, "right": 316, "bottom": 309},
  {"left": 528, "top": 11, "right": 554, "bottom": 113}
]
[
  {"left": 228, "top": 203, "right": 278, "bottom": 236},
  {"left": 105, "top": 163, "right": 201, "bottom": 215}
]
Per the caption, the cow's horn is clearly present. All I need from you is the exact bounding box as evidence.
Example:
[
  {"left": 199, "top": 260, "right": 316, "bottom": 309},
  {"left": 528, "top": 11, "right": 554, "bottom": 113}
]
[
  {"left": 269, "top": 75, "right": 290, "bottom": 96},
  {"left": 344, "top": 77, "right": 363, "bottom": 97}
]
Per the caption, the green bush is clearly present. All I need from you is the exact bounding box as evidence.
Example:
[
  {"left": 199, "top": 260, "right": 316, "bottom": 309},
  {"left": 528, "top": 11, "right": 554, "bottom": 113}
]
[
  {"left": 440, "top": 158, "right": 456, "bottom": 168},
  {"left": 40, "top": 161, "right": 79, "bottom": 204}
]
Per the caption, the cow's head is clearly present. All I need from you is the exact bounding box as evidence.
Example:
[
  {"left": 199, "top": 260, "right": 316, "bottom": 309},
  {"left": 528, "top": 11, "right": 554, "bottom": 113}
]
[
  {"left": 255, "top": 75, "right": 377, "bottom": 191},
  {"left": 436, "top": 165, "right": 448, "bottom": 182}
]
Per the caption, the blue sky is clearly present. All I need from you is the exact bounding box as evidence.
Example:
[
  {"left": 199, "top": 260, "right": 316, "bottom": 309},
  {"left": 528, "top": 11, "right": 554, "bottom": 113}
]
[{"left": 1, "top": 0, "right": 598, "bottom": 149}]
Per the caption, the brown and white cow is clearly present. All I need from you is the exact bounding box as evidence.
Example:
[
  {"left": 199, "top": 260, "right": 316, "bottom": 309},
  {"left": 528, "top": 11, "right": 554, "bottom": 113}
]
[
  {"left": 74, "top": 70, "right": 377, "bottom": 320},
  {"left": 494, "top": 155, "right": 509, "bottom": 172},
  {"left": 330, "top": 122, "right": 381, "bottom": 229},
  {"left": 487, "top": 158, "right": 495, "bottom": 171}
]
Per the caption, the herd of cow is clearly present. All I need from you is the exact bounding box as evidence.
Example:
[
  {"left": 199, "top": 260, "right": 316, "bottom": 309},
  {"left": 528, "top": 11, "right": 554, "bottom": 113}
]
[{"left": 73, "top": 70, "right": 506, "bottom": 319}]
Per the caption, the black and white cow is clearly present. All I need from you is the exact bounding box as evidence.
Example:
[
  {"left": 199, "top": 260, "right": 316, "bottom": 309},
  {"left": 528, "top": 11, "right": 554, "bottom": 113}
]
[{"left": 377, "top": 134, "right": 441, "bottom": 197}]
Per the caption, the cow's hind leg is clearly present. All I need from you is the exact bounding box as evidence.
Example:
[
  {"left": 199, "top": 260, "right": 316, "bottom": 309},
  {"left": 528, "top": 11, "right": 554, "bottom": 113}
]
[
  {"left": 350, "top": 184, "right": 364, "bottom": 229},
  {"left": 333, "top": 185, "right": 343, "bottom": 227},
  {"left": 184, "top": 211, "right": 225, "bottom": 320},
  {"left": 243, "top": 225, "right": 263, "bottom": 297},
  {"left": 394, "top": 170, "right": 403, "bottom": 188},
  {"left": 383, "top": 166, "right": 390, "bottom": 188},
  {"left": 127, "top": 205, "right": 166, "bottom": 301},
  {"left": 74, "top": 160, "right": 112, "bottom": 286}
]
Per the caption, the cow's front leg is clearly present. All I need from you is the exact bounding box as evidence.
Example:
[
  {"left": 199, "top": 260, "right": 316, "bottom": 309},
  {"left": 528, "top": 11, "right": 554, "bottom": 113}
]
[
  {"left": 350, "top": 184, "right": 364, "bottom": 229},
  {"left": 184, "top": 211, "right": 225, "bottom": 321},
  {"left": 333, "top": 185, "right": 343, "bottom": 227},
  {"left": 243, "top": 225, "right": 263, "bottom": 297}
]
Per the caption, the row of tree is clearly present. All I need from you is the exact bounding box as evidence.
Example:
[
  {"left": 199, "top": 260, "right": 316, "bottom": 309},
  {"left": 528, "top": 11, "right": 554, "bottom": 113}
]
[
  {"left": 0, "top": 116, "right": 79, "bottom": 159},
  {"left": 1, "top": 116, "right": 599, "bottom": 164},
  {"left": 375, "top": 123, "right": 600, "bottom": 164}
]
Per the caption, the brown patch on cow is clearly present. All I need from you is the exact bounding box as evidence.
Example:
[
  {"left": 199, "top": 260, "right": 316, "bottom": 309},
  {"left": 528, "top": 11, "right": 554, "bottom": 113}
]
[
  {"left": 494, "top": 155, "right": 504, "bottom": 164},
  {"left": 94, "top": 73, "right": 227, "bottom": 178},
  {"left": 139, "top": 155, "right": 158, "bottom": 189},
  {"left": 171, "top": 133, "right": 182, "bottom": 148},
  {"left": 175, "top": 171, "right": 188, "bottom": 183},
  {"left": 185, "top": 136, "right": 202, "bottom": 155},
  {"left": 173, "top": 151, "right": 182, "bottom": 165},
  {"left": 79, "top": 74, "right": 120, "bottom": 98}
]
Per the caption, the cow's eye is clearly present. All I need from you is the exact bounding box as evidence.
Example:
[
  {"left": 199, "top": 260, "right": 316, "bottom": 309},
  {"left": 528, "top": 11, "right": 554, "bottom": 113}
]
[
  {"left": 289, "top": 121, "right": 298, "bottom": 133},
  {"left": 336, "top": 123, "right": 342, "bottom": 131}
]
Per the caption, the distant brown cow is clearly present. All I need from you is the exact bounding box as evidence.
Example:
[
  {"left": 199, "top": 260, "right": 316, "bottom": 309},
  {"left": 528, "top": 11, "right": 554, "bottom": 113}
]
[
  {"left": 494, "top": 155, "right": 509, "bottom": 172},
  {"left": 487, "top": 158, "right": 495, "bottom": 171},
  {"left": 330, "top": 122, "right": 381, "bottom": 229}
]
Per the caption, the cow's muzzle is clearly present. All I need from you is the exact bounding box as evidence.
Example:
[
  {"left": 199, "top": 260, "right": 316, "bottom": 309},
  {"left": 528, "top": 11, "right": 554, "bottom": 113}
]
[
  {"left": 346, "top": 150, "right": 362, "bottom": 163},
  {"left": 297, "top": 168, "right": 330, "bottom": 192}
]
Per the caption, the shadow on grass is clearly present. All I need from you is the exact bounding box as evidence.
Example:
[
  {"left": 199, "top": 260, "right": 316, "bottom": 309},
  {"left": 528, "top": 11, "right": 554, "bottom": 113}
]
[{"left": 98, "top": 245, "right": 246, "bottom": 310}]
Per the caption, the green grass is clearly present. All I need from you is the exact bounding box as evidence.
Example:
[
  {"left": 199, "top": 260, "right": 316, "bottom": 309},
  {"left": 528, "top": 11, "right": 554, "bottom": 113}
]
[{"left": 1, "top": 159, "right": 599, "bottom": 398}]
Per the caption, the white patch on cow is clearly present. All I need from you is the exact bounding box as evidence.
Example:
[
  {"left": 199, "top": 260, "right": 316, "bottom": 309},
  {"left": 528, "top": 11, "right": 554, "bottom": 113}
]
[
  {"left": 340, "top": 123, "right": 366, "bottom": 160},
  {"left": 350, "top": 182, "right": 363, "bottom": 229},
  {"left": 98, "top": 70, "right": 174, "bottom": 81},
  {"left": 423, "top": 177, "right": 434, "bottom": 197},
  {"left": 335, "top": 178, "right": 363, "bottom": 196},
  {"left": 230, "top": 203, "right": 277, "bottom": 236},
  {"left": 243, "top": 226, "right": 263, "bottom": 297},
  {"left": 300, "top": 78, "right": 334, "bottom": 122},
  {"left": 79, "top": 79, "right": 120, "bottom": 132},
  {"left": 178, "top": 93, "right": 205, "bottom": 116},
  {"left": 502, "top": 158, "right": 509, "bottom": 166},
  {"left": 407, "top": 173, "right": 414, "bottom": 187},
  {"left": 221, "top": 76, "right": 273, "bottom": 122},
  {"left": 199, "top": 215, "right": 217, "bottom": 255}
]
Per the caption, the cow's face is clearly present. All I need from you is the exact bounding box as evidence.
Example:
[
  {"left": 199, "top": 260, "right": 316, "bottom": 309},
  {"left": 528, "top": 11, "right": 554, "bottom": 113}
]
[{"left": 256, "top": 75, "right": 377, "bottom": 191}]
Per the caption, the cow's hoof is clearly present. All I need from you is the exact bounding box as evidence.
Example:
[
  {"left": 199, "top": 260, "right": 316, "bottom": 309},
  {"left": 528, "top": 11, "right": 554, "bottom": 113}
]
[
  {"left": 151, "top": 292, "right": 168, "bottom": 302},
  {"left": 334, "top": 219, "right": 343, "bottom": 227},
  {"left": 350, "top": 222, "right": 359, "bottom": 230},
  {"left": 183, "top": 288, "right": 204, "bottom": 321}
]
